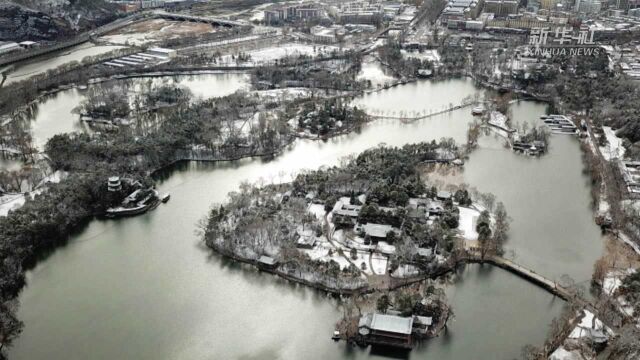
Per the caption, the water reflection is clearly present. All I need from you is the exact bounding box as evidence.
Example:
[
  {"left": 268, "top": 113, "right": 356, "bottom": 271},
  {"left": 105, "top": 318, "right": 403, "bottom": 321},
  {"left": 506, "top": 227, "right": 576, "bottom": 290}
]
[
  {"left": 9, "top": 79, "right": 599, "bottom": 360},
  {"left": 11, "top": 73, "right": 249, "bottom": 149}
]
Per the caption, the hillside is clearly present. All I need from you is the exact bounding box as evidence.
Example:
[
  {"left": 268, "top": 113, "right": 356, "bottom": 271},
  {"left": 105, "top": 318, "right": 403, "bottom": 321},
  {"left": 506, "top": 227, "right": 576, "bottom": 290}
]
[{"left": 0, "top": 0, "right": 119, "bottom": 42}]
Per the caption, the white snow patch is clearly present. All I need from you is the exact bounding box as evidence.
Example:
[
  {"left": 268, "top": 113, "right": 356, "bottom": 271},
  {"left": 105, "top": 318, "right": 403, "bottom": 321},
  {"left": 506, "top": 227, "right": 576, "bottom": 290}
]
[
  {"left": 392, "top": 264, "right": 420, "bottom": 278},
  {"left": 356, "top": 57, "right": 396, "bottom": 86},
  {"left": 301, "top": 240, "right": 351, "bottom": 270},
  {"left": 370, "top": 253, "right": 388, "bottom": 275},
  {"left": 603, "top": 269, "right": 637, "bottom": 318},
  {"left": 401, "top": 49, "right": 440, "bottom": 63},
  {"left": 0, "top": 170, "right": 66, "bottom": 217},
  {"left": 377, "top": 241, "right": 396, "bottom": 255},
  {"left": 356, "top": 250, "right": 373, "bottom": 275},
  {"left": 488, "top": 111, "right": 510, "bottom": 131},
  {"left": 255, "top": 87, "right": 313, "bottom": 100},
  {"left": 549, "top": 346, "right": 586, "bottom": 360},
  {"left": 0, "top": 194, "right": 26, "bottom": 217},
  {"left": 568, "top": 310, "right": 613, "bottom": 339},
  {"left": 458, "top": 206, "right": 480, "bottom": 241},
  {"left": 600, "top": 126, "right": 625, "bottom": 160},
  {"left": 219, "top": 43, "right": 338, "bottom": 65},
  {"left": 603, "top": 269, "right": 635, "bottom": 295},
  {"left": 307, "top": 203, "right": 326, "bottom": 220}
]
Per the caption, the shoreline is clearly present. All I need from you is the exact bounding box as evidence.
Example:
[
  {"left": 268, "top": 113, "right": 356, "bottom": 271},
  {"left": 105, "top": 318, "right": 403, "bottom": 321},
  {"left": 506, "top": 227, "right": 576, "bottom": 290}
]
[{"left": 2, "top": 70, "right": 631, "bottom": 355}]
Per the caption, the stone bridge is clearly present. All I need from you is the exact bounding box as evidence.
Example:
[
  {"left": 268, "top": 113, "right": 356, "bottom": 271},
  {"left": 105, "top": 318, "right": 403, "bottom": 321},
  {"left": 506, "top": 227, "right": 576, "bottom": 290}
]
[
  {"left": 464, "top": 252, "right": 626, "bottom": 332},
  {"left": 153, "top": 11, "right": 245, "bottom": 28}
]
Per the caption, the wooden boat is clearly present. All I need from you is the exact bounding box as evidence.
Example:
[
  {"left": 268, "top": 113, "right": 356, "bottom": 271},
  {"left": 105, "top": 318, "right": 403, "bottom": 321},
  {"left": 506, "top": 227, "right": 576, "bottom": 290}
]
[{"left": 161, "top": 193, "right": 171, "bottom": 203}]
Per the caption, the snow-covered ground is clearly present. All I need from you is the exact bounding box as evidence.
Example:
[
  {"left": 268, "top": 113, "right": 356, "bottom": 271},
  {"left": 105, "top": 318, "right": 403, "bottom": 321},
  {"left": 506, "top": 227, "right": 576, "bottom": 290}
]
[
  {"left": 356, "top": 57, "right": 396, "bottom": 87},
  {"left": 250, "top": 10, "right": 265, "bottom": 22},
  {"left": 218, "top": 43, "right": 339, "bottom": 66},
  {"left": 598, "top": 198, "right": 610, "bottom": 215},
  {"left": 602, "top": 269, "right": 635, "bottom": 295},
  {"left": 307, "top": 203, "right": 326, "bottom": 220},
  {"left": 370, "top": 253, "right": 388, "bottom": 275},
  {"left": 0, "top": 193, "right": 26, "bottom": 217},
  {"left": 488, "top": 111, "right": 510, "bottom": 130},
  {"left": 550, "top": 310, "right": 614, "bottom": 360},
  {"left": 301, "top": 239, "right": 352, "bottom": 270},
  {"left": 603, "top": 269, "right": 636, "bottom": 317},
  {"left": 458, "top": 206, "right": 480, "bottom": 244},
  {"left": 549, "top": 346, "right": 587, "bottom": 360},
  {"left": 401, "top": 49, "right": 440, "bottom": 63},
  {"left": 255, "top": 88, "right": 314, "bottom": 101},
  {"left": 0, "top": 170, "right": 66, "bottom": 217},
  {"left": 600, "top": 126, "right": 626, "bottom": 160},
  {"left": 100, "top": 19, "right": 219, "bottom": 46},
  {"left": 392, "top": 264, "right": 420, "bottom": 278},
  {"left": 568, "top": 310, "right": 613, "bottom": 339},
  {"left": 377, "top": 241, "right": 396, "bottom": 255},
  {"left": 585, "top": 129, "right": 599, "bottom": 155}
]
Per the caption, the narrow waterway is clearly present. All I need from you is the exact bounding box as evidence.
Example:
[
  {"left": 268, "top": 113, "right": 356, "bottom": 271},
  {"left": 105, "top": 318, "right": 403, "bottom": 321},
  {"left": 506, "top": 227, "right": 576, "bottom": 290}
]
[
  {"left": 466, "top": 101, "right": 604, "bottom": 284},
  {"left": 8, "top": 77, "right": 602, "bottom": 359},
  {"left": 4, "top": 43, "right": 125, "bottom": 85}
]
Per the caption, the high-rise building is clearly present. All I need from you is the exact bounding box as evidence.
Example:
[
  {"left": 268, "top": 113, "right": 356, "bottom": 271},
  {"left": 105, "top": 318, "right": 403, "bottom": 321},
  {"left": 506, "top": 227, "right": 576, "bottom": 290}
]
[
  {"left": 541, "top": 0, "right": 560, "bottom": 9},
  {"left": 483, "top": 0, "right": 520, "bottom": 16},
  {"left": 575, "top": 0, "right": 601, "bottom": 13}
]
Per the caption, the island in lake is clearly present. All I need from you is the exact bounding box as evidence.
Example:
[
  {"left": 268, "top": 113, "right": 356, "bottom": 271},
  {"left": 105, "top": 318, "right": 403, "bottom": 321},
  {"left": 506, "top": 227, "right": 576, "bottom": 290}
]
[{"left": 202, "top": 140, "right": 508, "bottom": 348}]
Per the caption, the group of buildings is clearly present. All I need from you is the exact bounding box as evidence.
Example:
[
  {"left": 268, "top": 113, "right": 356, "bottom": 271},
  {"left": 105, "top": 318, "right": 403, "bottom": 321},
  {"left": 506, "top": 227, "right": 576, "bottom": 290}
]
[
  {"left": 107, "top": 0, "right": 198, "bottom": 12},
  {"left": 331, "top": 1, "right": 418, "bottom": 25},
  {"left": 102, "top": 47, "right": 176, "bottom": 69},
  {"left": 618, "top": 160, "right": 640, "bottom": 196},
  {"left": 619, "top": 44, "right": 640, "bottom": 79},
  {"left": 264, "top": 4, "right": 326, "bottom": 24},
  {"left": 263, "top": 1, "right": 416, "bottom": 27},
  {"left": 332, "top": 192, "right": 452, "bottom": 245},
  {"left": 438, "top": 0, "right": 640, "bottom": 33}
]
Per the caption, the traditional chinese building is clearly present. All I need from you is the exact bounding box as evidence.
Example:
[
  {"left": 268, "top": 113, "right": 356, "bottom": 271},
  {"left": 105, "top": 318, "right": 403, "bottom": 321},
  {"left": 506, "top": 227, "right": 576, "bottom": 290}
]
[{"left": 358, "top": 313, "right": 414, "bottom": 349}]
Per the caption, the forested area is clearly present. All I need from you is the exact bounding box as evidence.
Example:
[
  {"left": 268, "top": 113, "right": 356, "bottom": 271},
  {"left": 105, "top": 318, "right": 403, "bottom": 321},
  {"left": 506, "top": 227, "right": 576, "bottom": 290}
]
[
  {"left": 377, "top": 41, "right": 436, "bottom": 78},
  {"left": 291, "top": 141, "right": 457, "bottom": 207},
  {"left": 202, "top": 182, "right": 367, "bottom": 290},
  {"left": 0, "top": 170, "right": 150, "bottom": 354},
  {"left": 47, "top": 91, "right": 292, "bottom": 172},
  {"left": 204, "top": 141, "right": 465, "bottom": 276},
  {"left": 252, "top": 55, "right": 368, "bottom": 91},
  {"left": 0, "top": 87, "right": 295, "bottom": 353},
  {"left": 296, "top": 98, "right": 368, "bottom": 136}
]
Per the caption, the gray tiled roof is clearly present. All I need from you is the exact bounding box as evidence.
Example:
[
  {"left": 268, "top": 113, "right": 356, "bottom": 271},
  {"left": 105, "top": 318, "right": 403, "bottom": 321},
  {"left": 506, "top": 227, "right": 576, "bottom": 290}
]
[{"left": 369, "top": 314, "right": 414, "bottom": 335}]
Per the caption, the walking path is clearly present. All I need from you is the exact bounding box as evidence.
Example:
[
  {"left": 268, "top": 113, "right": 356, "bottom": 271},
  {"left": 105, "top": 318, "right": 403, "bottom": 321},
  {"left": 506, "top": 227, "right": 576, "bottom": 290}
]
[
  {"left": 464, "top": 251, "right": 627, "bottom": 332},
  {"left": 368, "top": 101, "right": 475, "bottom": 122}
]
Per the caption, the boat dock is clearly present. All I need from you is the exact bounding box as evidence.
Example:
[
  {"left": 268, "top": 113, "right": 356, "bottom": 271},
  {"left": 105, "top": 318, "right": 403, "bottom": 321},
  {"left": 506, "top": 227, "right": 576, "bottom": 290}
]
[{"left": 540, "top": 115, "right": 578, "bottom": 135}]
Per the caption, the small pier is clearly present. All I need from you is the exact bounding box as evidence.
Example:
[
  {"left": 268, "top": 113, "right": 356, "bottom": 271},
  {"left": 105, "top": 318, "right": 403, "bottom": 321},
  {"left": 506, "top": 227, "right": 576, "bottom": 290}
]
[{"left": 540, "top": 115, "right": 578, "bottom": 135}]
